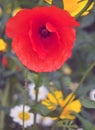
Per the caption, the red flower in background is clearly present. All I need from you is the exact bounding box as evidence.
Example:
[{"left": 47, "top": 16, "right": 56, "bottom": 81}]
[
  {"left": 2, "top": 57, "right": 8, "bottom": 68},
  {"left": 6, "top": 6, "right": 79, "bottom": 72}
]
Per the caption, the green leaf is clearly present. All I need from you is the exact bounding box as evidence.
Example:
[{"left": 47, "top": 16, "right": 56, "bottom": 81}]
[
  {"left": 72, "top": 112, "right": 95, "bottom": 130},
  {"left": 18, "top": 0, "right": 38, "bottom": 8},
  {"left": 30, "top": 104, "right": 60, "bottom": 117},
  {"left": 0, "top": 106, "right": 10, "bottom": 113},
  {"left": 76, "top": 85, "right": 95, "bottom": 97},
  {"left": 52, "top": 0, "right": 64, "bottom": 9},
  {"left": 80, "top": 97, "right": 95, "bottom": 109},
  {"left": 56, "top": 120, "right": 78, "bottom": 129},
  {"left": 30, "top": 104, "right": 51, "bottom": 116}
]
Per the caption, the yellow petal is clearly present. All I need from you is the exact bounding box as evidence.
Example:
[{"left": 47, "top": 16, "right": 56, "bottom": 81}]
[
  {"left": 64, "top": 0, "right": 94, "bottom": 16},
  {"left": 48, "top": 90, "right": 63, "bottom": 105},
  {"left": 60, "top": 100, "right": 82, "bottom": 120},
  {"left": 0, "top": 39, "right": 7, "bottom": 52},
  {"left": 42, "top": 90, "right": 63, "bottom": 110},
  {"left": 12, "top": 7, "right": 22, "bottom": 16},
  {"left": 82, "top": 2, "right": 94, "bottom": 16},
  {"left": 0, "top": 7, "right": 3, "bottom": 17},
  {"left": 44, "top": 0, "right": 94, "bottom": 16},
  {"left": 44, "top": 0, "right": 52, "bottom": 4},
  {"left": 47, "top": 93, "right": 58, "bottom": 105},
  {"left": 61, "top": 93, "right": 75, "bottom": 108},
  {"left": 42, "top": 99, "right": 56, "bottom": 110},
  {"left": 68, "top": 100, "right": 82, "bottom": 112}
]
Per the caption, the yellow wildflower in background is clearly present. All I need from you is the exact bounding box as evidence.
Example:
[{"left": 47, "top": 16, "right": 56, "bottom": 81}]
[
  {"left": 0, "top": 39, "right": 7, "bottom": 52},
  {"left": 42, "top": 91, "right": 82, "bottom": 120},
  {"left": 45, "top": 0, "right": 52, "bottom": 4},
  {"left": 0, "top": 6, "right": 3, "bottom": 17},
  {"left": 44, "top": 0, "right": 94, "bottom": 16},
  {"left": 12, "top": 7, "right": 22, "bottom": 16},
  {"left": 62, "top": 65, "right": 72, "bottom": 75}
]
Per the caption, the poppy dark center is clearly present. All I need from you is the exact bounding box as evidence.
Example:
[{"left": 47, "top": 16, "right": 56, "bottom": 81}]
[{"left": 40, "top": 26, "right": 50, "bottom": 38}]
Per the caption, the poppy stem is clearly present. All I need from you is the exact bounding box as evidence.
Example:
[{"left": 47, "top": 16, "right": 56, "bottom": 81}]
[
  {"left": 33, "top": 73, "right": 42, "bottom": 130},
  {"left": 33, "top": 88, "right": 39, "bottom": 130},
  {"left": 22, "top": 69, "right": 28, "bottom": 130}
]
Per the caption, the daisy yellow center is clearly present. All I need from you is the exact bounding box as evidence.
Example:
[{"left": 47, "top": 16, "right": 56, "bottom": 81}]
[
  {"left": 18, "top": 112, "right": 30, "bottom": 121},
  {"left": 33, "top": 89, "right": 36, "bottom": 94}
]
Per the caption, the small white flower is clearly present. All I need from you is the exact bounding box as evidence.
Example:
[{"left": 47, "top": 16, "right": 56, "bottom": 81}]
[
  {"left": 77, "top": 128, "right": 84, "bottom": 130},
  {"left": 89, "top": 89, "right": 95, "bottom": 101},
  {"left": 10, "top": 105, "right": 41, "bottom": 128},
  {"left": 28, "top": 83, "right": 49, "bottom": 101},
  {"left": 41, "top": 117, "right": 54, "bottom": 127}
]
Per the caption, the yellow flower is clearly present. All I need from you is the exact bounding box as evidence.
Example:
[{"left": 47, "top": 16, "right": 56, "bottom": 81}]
[
  {"left": 0, "top": 39, "right": 7, "bottom": 52},
  {"left": 42, "top": 90, "right": 64, "bottom": 110},
  {"left": 44, "top": 0, "right": 94, "bottom": 16},
  {"left": 60, "top": 93, "right": 81, "bottom": 119},
  {"left": 12, "top": 7, "right": 22, "bottom": 16},
  {"left": 42, "top": 91, "right": 82, "bottom": 120},
  {"left": 0, "top": 6, "right": 3, "bottom": 17},
  {"left": 45, "top": 0, "right": 52, "bottom": 4},
  {"left": 62, "top": 65, "right": 72, "bottom": 75},
  {"left": 44, "top": 0, "right": 51, "bottom": 4},
  {"left": 63, "top": 0, "right": 94, "bottom": 16}
]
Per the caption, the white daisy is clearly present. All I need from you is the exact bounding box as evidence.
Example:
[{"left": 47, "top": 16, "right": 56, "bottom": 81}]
[
  {"left": 41, "top": 116, "right": 54, "bottom": 127},
  {"left": 89, "top": 89, "right": 95, "bottom": 101},
  {"left": 10, "top": 105, "right": 41, "bottom": 128},
  {"left": 28, "top": 83, "right": 49, "bottom": 101}
]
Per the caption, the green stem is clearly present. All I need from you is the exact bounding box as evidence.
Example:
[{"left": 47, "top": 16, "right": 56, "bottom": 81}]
[
  {"left": 67, "top": 62, "right": 95, "bottom": 104},
  {"left": 74, "top": 61, "right": 95, "bottom": 94},
  {"left": 33, "top": 73, "right": 42, "bottom": 130},
  {"left": 33, "top": 88, "right": 39, "bottom": 130},
  {"left": 0, "top": 81, "right": 10, "bottom": 130},
  {"left": 61, "top": 62, "right": 95, "bottom": 113},
  {"left": 22, "top": 69, "right": 28, "bottom": 130},
  {"left": 51, "top": 120, "right": 57, "bottom": 130},
  {"left": 38, "top": 0, "right": 44, "bottom": 6}
]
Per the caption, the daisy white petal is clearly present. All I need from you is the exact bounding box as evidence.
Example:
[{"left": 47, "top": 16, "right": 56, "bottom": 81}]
[
  {"left": 10, "top": 105, "right": 34, "bottom": 128},
  {"left": 28, "top": 83, "right": 49, "bottom": 101},
  {"left": 41, "top": 117, "right": 54, "bottom": 126},
  {"left": 89, "top": 89, "right": 95, "bottom": 101},
  {"left": 77, "top": 128, "right": 84, "bottom": 130}
]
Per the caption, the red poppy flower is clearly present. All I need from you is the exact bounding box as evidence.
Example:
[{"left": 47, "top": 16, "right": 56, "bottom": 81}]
[{"left": 6, "top": 6, "right": 79, "bottom": 72}]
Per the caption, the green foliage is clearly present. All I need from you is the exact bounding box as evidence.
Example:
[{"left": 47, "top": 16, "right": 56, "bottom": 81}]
[
  {"left": 52, "top": 0, "right": 63, "bottom": 8},
  {"left": 52, "top": 120, "right": 78, "bottom": 130},
  {"left": 30, "top": 103, "right": 60, "bottom": 117},
  {"left": 80, "top": 97, "right": 95, "bottom": 109},
  {"left": 76, "top": 85, "right": 95, "bottom": 97},
  {"left": 72, "top": 112, "right": 95, "bottom": 130}
]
